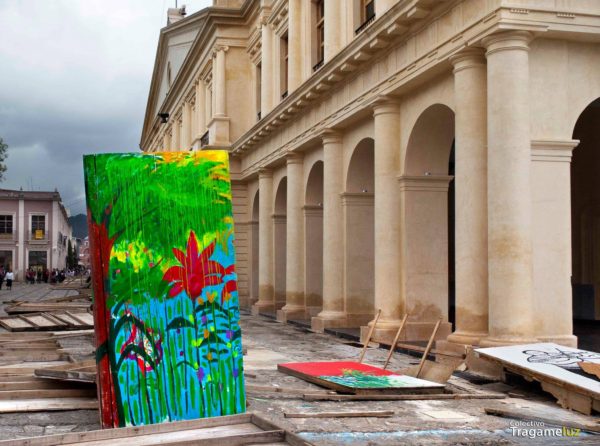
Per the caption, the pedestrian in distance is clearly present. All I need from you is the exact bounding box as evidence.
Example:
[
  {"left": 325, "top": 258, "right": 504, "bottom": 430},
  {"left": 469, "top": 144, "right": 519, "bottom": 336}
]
[
  {"left": 5, "top": 270, "right": 13, "bottom": 290},
  {"left": 0, "top": 266, "right": 5, "bottom": 290}
]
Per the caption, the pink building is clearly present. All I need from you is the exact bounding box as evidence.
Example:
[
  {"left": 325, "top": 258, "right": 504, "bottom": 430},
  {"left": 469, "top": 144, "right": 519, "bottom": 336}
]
[{"left": 0, "top": 188, "right": 73, "bottom": 280}]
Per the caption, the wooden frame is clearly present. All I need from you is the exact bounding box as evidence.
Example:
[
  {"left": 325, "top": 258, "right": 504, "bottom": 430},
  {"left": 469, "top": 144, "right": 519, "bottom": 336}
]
[{"left": 0, "top": 413, "right": 314, "bottom": 446}]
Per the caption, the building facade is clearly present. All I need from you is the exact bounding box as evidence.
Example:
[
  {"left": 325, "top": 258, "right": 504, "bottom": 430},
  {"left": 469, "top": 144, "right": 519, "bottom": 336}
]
[
  {"left": 0, "top": 189, "right": 73, "bottom": 280},
  {"left": 141, "top": 0, "right": 600, "bottom": 348}
]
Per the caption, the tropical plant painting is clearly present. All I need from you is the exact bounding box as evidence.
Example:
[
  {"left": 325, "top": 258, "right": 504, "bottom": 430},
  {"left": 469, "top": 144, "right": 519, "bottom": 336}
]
[
  {"left": 278, "top": 362, "right": 442, "bottom": 391},
  {"left": 84, "top": 151, "right": 245, "bottom": 428}
]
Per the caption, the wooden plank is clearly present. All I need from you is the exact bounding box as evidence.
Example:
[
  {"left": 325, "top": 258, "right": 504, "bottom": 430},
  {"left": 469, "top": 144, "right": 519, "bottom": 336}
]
[
  {"left": 0, "top": 317, "right": 34, "bottom": 330},
  {"left": 284, "top": 410, "right": 394, "bottom": 418},
  {"left": 303, "top": 392, "right": 505, "bottom": 401},
  {"left": 245, "top": 384, "right": 333, "bottom": 396},
  {"left": 34, "top": 360, "right": 97, "bottom": 383},
  {"left": 485, "top": 407, "right": 600, "bottom": 434},
  {"left": 0, "top": 398, "right": 98, "bottom": 413},
  {"left": 5, "top": 302, "right": 91, "bottom": 315},
  {"left": 383, "top": 314, "right": 408, "bottom": 370},
  {"left": 0, "top": 379, "right": 91, "bottom": 391},
  {"left": 414, "top": 319, "right": 442, "bottom": 378},
  {"left": 0, "top": 388, "right": 96, "bottom": 400},
  {"left": 358, "top": 309, "right": 381, "bottom": 363},
  {"left": 66, "top": 311, "right": 94, "bottom": 326},
  {"left": 0, "top": 414, "right": 254, "bottom": 445}
]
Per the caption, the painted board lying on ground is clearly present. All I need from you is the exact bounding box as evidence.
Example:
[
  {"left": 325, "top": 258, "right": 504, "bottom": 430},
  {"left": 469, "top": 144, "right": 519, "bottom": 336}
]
[
  {"left": 476, "top": 343, "right": 600, "bottom": 396},
  {"left": 84, "top": 151, "right": 245, "bottom": 428},
  {"left": 278, "top": 361, "right": 444, "bottom": 393}
]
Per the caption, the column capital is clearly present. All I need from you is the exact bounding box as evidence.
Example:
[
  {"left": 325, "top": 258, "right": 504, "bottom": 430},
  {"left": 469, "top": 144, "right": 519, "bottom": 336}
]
[
  {"left": 320, "top": 129, "right": 343, "bottom": 145},
  {"left": 372, "top": 96, "right": 400, "bottom": 116},
  {"left": 286, "top": 152, "right": 304, "bottom": 165},
  {"left": 450, "top": 47, "right": 486, "bottom": 73},
  {"left": 482, "top": 31, "right": 533, "bottom": 56},
  {"left": 258, "top": 167, "right": 273, "bottom": 179},
  {"left": 397, "top": 174, "right": 454, "bottom": 192},
  {"left": 531, "top": 139, "right": 579, "bottom": 162},
  {"left": 214, "top": 44, "right": 229, "bottom": 53}
]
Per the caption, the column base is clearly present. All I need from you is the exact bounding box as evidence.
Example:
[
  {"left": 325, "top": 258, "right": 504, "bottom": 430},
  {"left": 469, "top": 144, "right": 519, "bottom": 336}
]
[
  {"left": 446, "top": 330, "right": 489, "bottom": 346},
  {"left": 479, "top": 335, "right": 538, "bottom": 347},
  {"left": 276, "top": 305, "right": 307, "bottom": 323},
  {"left": 311, "top": 311, "right": 347, "bottom": 333},
  {"left": 251, "top": 301, "right": 275, "bottom": 316},
  {"left": 536, "top": 334, "right": 578, "bottom": 348},
  {"left": 362, "top": 321, "right": 453, "bottom": 345}
]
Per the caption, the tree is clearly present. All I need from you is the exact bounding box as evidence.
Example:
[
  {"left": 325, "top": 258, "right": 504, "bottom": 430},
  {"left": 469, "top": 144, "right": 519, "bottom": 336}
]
[{"left": 0, "top": 138, "right": 8, "bottom": 182}]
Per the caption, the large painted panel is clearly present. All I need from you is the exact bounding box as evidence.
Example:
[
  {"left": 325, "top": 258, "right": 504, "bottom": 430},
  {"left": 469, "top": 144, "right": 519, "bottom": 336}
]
[{"left": 84, "top": 151, "right": 245, "bottom": 428}]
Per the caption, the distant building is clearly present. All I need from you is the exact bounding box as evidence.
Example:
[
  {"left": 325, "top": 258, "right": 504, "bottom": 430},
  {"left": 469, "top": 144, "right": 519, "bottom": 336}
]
[
  {"left": 78, "top": 236, "right": 90, "bottom": 269},
  {"left": 0, "top": 188, "right": 73, "bottom": 280}
]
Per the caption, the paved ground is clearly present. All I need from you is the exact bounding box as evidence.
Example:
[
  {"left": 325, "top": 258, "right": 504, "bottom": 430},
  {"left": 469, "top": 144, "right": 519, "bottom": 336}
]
[{"left": 0, "top": 283, "right": 599, "bottom": 444}]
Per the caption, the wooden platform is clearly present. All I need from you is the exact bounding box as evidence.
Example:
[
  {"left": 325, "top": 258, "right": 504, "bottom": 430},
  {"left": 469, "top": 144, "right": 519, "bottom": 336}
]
[
  {"left": 0, "top": 311, "right": 94, "bottom": 331},
  {"left": 0, "top": 413, "right": 313, "bottom": 446}
]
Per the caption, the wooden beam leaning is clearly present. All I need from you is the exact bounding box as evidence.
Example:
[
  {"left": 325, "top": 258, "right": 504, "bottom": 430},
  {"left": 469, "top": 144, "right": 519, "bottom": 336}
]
[
  {"left": 383, "top": 313, "right": 408, "bottom": 370},
  {"left": 358, "top": 309, "right": 381, "bottom": 363}
]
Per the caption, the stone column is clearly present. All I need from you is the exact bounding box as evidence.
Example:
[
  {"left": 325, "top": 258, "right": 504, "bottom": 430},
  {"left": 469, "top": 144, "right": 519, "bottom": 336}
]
[
  {"left": 162, "top": 132, "right": 170, "bottom": 152},
  {"left": 278, "top": 153, "right": 305, "bottom": 322},
  {"left": 287, "top": 0, "right": 303, "bottom": 92},
  {"left": 182, "top": 101, "right": 192, "bottom": 149},
  {"left": 214, "top": 46, "right": 228, "bottom": 117},
  {"left": 205, "top": 81, "right": 212, "bottom": 128},
  {"left": 252, "top": 169, "right": 275, "bottom": 314},
  {"left": 324, "top": 0, "right": 344, "bottom": 61},
  {"left": 368, "top": 98, "right": 403, "bottom": 339},
  {"left": 481, "top": 31, "right": 536, "bottom": 346},
  {"left": 312, "top": 130, "right": 346, "bottom": 331},
  {"left": 171, "top": 118, "right": 181, "bottom": 151},
  {"left": 446, "top": 48, "right": 489, "bottom": 346},
  {"left": 194, "top": 80, "right": 206, "bottom": 148},
  {"left": 531, "top": 139, "right": 579, "bottom": 347},
  {"left": 260, "top": 20, "right": 274, "bottom": 115}
]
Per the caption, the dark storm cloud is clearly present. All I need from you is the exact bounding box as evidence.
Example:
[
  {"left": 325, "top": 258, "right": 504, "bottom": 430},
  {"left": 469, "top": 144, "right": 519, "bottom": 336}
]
[{"left": 0, "top": 0, "right": 211, "bottom": 214}]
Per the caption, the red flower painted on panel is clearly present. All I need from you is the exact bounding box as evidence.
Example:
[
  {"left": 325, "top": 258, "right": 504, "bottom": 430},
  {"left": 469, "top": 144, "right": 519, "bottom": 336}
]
[
  {"left": 162, "top": 231, "right": 233, "bottom": 300},
  {"left": 120, "top": 322, "right": 163, "bottom": 375}
]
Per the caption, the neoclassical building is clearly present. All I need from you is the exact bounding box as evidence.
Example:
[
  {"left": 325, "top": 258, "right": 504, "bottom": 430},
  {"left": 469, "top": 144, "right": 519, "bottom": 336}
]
[{"left": 140, "top": 0, "right": 600, "bottom": 348}]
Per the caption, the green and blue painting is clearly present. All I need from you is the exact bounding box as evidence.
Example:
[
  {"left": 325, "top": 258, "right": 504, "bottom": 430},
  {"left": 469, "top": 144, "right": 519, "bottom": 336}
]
[{"left": 84, "top": 151, "right": 245, "bottom": 428}]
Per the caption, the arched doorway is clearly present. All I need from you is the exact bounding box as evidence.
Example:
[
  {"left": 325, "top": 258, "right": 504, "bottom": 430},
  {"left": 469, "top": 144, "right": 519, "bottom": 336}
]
[
  {"left": 402, "top": 104, "right": 455, "bottom": 337},
  {"left": 344, "top": 138, "right": 375, "bottom": 326},
  {"left": 273, "top": 177, "right": 287, "bottom": 310},
  {"left": 572, "top": 97, "right": 600, "bottom": 349},
  {"left": 305, "top": 161, "right": 324, "bottom": 317},
  {"left": 250, "top": 190, "right": 260, "bottom": 306}
]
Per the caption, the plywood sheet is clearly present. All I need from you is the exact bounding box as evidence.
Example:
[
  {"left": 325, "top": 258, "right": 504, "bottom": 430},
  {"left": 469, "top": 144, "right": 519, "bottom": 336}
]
[
  {"left": 476, "top": 343, "right": 600, "bottom": 399},
  {"left": 278, "top": 361, "right": 445, "bottom": 394}
]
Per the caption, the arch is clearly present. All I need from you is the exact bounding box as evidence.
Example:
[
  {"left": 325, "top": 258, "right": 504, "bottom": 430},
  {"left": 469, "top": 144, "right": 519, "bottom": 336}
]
[
  {"left": 401, "top": 104, "right": 455, "bottom": 326},
  {"left": 346, "top": 138, "right": 374, "bottom": 193},
  {"left": 344, "top": 138, "right": 375, "bottom": 325},
  {"left": 404, "top": 104, "right": 455, "bottom": 176},
  {"left": 273, "top": 177, "right": 287, "bottom": 309},
  {"left": 571, "top": 97, "right": 600, "bottom": 325},
  {"left": 304, "top": 161, "right": 324, "bottom": 314},
  {"left": 305, "top": 161, "right": 324, "bottom": 205},
  {"left": 251, "top": 189, "right": 260, "bottom": 221}
]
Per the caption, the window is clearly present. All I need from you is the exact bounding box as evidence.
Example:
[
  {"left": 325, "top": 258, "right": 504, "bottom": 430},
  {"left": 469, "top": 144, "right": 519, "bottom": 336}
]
[
  {"left": 0, "top": 215, "right": 13, "bottom": 236},
  {"left": 314, "top": 0, "right": 324, "bottom": 69},
  {"left": 31, "top": 215, "right": 45, "bottom": 239},
  {"left": 362, "top": 0, "right": 375, "bottom": 22},
  {"left": 280, "top": 33, "right": 289, "bottom": 99}
]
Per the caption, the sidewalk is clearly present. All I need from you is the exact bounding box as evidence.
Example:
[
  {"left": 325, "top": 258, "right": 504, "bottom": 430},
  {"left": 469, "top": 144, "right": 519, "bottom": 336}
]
[{"left": 0, "top": 283, "right": 599, "bottom": 444}]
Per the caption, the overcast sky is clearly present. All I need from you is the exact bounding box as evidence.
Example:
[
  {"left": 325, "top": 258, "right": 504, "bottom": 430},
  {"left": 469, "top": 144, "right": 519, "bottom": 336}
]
[{"left": 0, "top": 0, "right": 212, "bottom": 215}]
